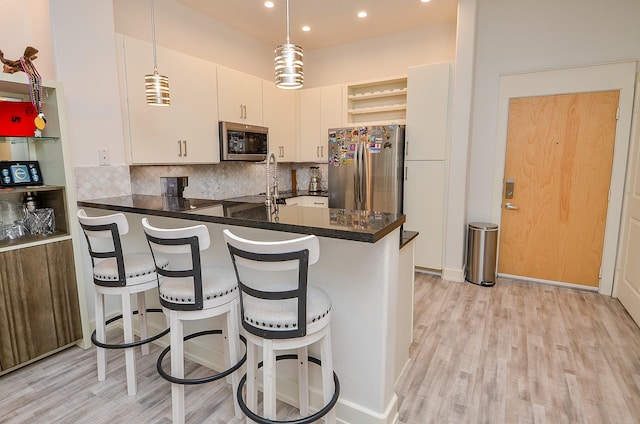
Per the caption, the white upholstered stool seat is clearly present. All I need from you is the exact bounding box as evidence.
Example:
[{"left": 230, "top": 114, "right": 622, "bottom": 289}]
[
  {"left": 77, "top": 209, "right": 170, "bottom": 397},
  {"left": 223, "top": 229, "right": 339, "bottom": 424},
  {"left": 242, "top": 283, "right": 332, "bottom": 333},
  {"left": 92, "top": 252, "right": 167, "bottom": 283},
  {"left": 142, "top": 218, "right": 245, "bottom": 424},
  {"left": 157, "top": 266, "right": 237, "bottom": 306}
]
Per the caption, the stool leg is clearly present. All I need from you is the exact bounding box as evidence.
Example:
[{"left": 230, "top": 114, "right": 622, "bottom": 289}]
[
  {"left": 137, "top": 292, "right": 149, "bottom": 356},
  {"left": 122, "top": 288, "right": 137, "bottom": 396},
  {"left": 246, "top": 340, "right": 258, "bottom": 424},
  {"left": 263, "top": 339, "right": 277, "bottom": 420},
  {"left": 226, "top": 305, "right": 243, "bottom": 419},
  {"left": 169, "top": 310, "right": 185, "bottom": 424},
  {"left": 320, "top": 329, "right": 335, "bottom": 424},
  {"left": 297, "top": 346, "right": 309, "bottom": 416},
  {"left": 94, "top": 289, "right": 107, "bottom": 382}
]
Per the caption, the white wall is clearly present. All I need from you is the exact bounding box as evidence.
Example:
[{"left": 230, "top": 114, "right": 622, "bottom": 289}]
[
  {"left": 49, "top": 0, "right": 127, "bottom": 168},
  {"left": 307, "top": 22, "right": 457, "bottom": 87},
  {"left": 112, "top": 0, "right": 275, "bottom": 81},
  {"left": 0, "top": 0, "right": 56, "bottom": 79},
  {"left": 468, "top": 0, "right": 640, "bottom": 221}
]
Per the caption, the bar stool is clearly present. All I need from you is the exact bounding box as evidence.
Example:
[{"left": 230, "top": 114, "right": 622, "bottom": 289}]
[
  {"left": 77, "top": 209, "right": 170, "bottom": 396},
  {"left": 142, "top": 218, "right": 245, "bottom": 424},
  {"left": 223, "top": 229, "right": 340, "bottom": 424}
]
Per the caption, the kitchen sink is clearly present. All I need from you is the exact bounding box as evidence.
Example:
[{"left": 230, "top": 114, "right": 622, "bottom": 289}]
[{"left": 224, "top": 194, "right": 267, "bottom": 203}]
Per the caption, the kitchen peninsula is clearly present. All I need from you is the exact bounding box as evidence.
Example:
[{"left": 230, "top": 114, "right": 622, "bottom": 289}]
[{"left": 78, "top": 194, "right": 416, "bottom": 424}]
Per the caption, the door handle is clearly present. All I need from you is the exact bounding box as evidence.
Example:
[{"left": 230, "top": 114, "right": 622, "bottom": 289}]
[{"left": 505, "top": 202, "right": 519, "bottom": 210}]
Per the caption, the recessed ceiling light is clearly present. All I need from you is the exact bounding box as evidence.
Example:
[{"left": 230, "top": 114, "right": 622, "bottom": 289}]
[
  {"left": 357, "top": 11, "right": 367, "bottom": 18},
  {"left": 421, "top": 0, "right": 431, "bottom": 3},
  {"left": 302, "top": 25, "right": 311, "bottom": 32},
  {"left": 264, "top": 1, "right": 274, "bottom": 8}
]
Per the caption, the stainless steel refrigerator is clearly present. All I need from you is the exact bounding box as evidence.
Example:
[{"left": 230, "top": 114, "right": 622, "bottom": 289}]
[{"left": 328, "top": 125, "right": 405, "bottom": 213}]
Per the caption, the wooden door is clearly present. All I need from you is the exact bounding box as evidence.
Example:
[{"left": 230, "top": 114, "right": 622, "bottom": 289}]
[{"left": 499, "top": 91, "right": 619, "bottom": 287}]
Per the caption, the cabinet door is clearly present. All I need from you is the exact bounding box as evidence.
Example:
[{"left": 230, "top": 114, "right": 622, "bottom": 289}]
[
  {"left": 297, "top": 88, "right": 322, "bottom": 162},
  {"left": 217, "top": 65, "right": 263, "bottom": 126},
  {"left": 406, "top": 62, "right": 452, "bottom": 161},
  {"left": 119, "top": 35, "right": 220, "bottom": 164},
  {"left": 0, "top": 240, "right": 82, "bottom": 371},
  {"left": 403, "top": 161, "right": 445, "bottom": 270},
  {"left": 263, "top": 81, "right": 296, "bottom": 161},
  {"left": 320, "top": 84, "right": 345, "bottom": 143},
  {"left": 302, "top": 196, "right": 328, "bottom": 208}
]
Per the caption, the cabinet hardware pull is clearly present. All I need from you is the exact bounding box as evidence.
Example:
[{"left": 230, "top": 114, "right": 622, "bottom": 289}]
[
  {"left": 404, "top": 166, "right": 408, "bottom": 180},
  {"left": 321, "top": 146, "right": 324, "bottom": 157},
  {"left": 239, "top": 104, "right": 243, "bottom": 120},
  {"left": 406, "top": 142, "right": 409, "bottom": 156},
  {"left": 183, "top": 140, "right": 187, "bottom": 156},
  {"left": 317, "top": 146, "right": 320, "bottom": 157},
  {"left": 178, "top": 140, "right": 182, "bottom": 157}
]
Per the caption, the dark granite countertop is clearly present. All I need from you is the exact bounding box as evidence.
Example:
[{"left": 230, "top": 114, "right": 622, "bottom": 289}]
[{"left": 77, "top": 194, "right": 406, "bottom": 243}]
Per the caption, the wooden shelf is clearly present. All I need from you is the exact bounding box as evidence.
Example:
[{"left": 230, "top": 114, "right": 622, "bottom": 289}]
[
  {"left": 348, "top": 88, "right": 408, "bottom": 100},
  {"left": 0, "top": 136, "right": 60, "bottom": 142},
  {"left": 348, "top": 104, "right": 407, "bottom": 114},
  {"left": 347, "top": 77, "right": 407, "bottom": 124}
]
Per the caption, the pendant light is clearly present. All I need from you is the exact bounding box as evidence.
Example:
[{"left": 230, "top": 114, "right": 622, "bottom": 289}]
[
  {"left": 145, "top": 0, "right": 170, "bottom": 105},
  {"left": 274, "top": 0, "right": 303, "bottom": 89}
]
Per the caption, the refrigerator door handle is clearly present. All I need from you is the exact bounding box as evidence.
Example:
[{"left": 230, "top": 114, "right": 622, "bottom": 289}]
[
  {"left": 361, "top": 141, "right": 367, "bottom": 207},
  {"left": 354, "top": 142, "right": 361, "bottom": 205}
]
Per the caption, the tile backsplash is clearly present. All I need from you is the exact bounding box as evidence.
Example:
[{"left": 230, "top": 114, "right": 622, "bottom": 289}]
[
  {"left": 74, "top": 165, "right": 132, "bottom": 200},
  {"left": 75, "top": 162, "right": 328, "bottom": 201}
]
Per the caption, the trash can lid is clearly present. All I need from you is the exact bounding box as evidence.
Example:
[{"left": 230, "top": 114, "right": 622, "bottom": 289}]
[{"left": 469, "top": 222, "right": 498, "bottom": 230}]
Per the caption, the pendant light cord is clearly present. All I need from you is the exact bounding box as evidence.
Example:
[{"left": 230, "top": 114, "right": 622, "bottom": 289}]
[
  {"left": 286, "top": 0, "right": 291, "bottom": 43},
  {"left": 150, "top": 0, "right": 159, "bottom": 71}
]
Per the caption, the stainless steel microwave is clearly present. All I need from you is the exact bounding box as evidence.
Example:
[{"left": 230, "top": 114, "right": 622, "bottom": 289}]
[{"left": 219, "top": 121, "right": 268, "bottom": 161}]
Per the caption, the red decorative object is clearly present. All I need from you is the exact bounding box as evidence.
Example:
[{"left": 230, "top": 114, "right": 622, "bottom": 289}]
[{"left": 0, "top": 101, "right": 37, "bottom": 136}]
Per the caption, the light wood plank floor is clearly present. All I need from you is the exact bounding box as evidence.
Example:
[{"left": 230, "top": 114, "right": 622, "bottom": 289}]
[{"left": 2, "top": 274, "right": 640, "bottom": 423}]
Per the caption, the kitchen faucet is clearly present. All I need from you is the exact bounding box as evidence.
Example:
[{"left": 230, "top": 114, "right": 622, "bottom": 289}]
[{"left": 265, "top": 152, "right": 279, "bottom": 208}]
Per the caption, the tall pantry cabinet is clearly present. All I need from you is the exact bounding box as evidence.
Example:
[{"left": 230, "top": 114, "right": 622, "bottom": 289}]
[
  {"left": 0, "top": 73, "right": 89, "bottom": 375},
  {"left": 404, "top": 62, "right": 452, "bottom": 270}
]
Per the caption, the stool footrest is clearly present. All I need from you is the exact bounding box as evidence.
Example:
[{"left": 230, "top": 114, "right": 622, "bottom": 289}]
[
  {"left": 91, "top": 308, "right": 170, "bottom": 349},
  {"left": 238, "top": 354, "right": 340, "bottom": 424},
  {"left": 157, "top": 331, "right": 247, "bottom": 385}
]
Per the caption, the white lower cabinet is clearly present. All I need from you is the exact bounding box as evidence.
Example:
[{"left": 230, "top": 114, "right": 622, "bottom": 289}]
[
  {"left": 263, "top": 81, "right": 296, "bottom": 161},
  {"left": 403, "top": 160, "right": 444, "bottom": 270},
  {"left": 285, "top": 196, "right": 328, "bottom": 207},
  {"left": 117, "top": 35, "right": 220, "bottom": 164}
]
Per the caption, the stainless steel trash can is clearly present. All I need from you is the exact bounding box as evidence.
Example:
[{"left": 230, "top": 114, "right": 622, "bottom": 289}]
[{"left": 466, "top": 222, "right": 498, "bottom": 286}]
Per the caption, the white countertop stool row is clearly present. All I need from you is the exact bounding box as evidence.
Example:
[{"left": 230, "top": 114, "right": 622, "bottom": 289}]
[{"left": 78, "top": 209, "right": 339, "bottom": 423}]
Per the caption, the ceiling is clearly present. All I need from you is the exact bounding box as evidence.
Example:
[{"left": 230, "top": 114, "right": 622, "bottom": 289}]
[{"left": 175, "top": 0, "right": 458, "bottom": 51}]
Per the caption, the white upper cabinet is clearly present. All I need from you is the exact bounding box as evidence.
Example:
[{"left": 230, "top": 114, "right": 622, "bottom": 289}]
[
  {"left": 296, "top": 87, "right": 322, "bottom": 162},
  {"left": 321, "top": 84, "right": 346, "bottom": 136},
  {"left": 297, "top": 85, "right": 345, "bottom": 163},
  {"left": 217, "top": 65, "right": 263, "bottom": 126},
  {"left": 263, "top": 81, "right": 296, "bottom": 161},
  {"left": 405, "top": 62, "right": 452, "bottom": 161},
  {"left": 117, "top": 35, "right": 220, "bottom": 164}
]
